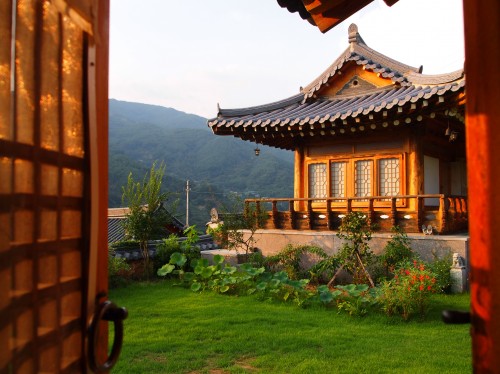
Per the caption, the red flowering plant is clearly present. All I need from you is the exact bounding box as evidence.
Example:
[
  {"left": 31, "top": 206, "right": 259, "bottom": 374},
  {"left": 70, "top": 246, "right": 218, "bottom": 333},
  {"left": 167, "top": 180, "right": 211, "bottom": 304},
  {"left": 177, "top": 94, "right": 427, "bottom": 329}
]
[{"left": 378, "top": 260, "right": 438, "bottom": 320}]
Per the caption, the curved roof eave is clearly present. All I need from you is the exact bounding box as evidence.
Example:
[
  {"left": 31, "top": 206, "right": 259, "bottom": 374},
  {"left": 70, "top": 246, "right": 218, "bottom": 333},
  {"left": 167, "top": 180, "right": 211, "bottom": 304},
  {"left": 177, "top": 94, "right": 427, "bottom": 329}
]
[
  {"left": 407, "top": 69, "right": 465, "bottom": 86},
  {"left": 210, "top": 93, "right": 304, "bottom": 120}
]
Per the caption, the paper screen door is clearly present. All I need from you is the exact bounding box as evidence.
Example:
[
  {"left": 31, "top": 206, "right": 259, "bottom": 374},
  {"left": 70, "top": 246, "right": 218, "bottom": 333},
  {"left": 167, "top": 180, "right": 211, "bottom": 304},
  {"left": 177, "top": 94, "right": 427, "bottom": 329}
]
[{"left": 1, "top": 0, "right": 113, "bottom": 372}]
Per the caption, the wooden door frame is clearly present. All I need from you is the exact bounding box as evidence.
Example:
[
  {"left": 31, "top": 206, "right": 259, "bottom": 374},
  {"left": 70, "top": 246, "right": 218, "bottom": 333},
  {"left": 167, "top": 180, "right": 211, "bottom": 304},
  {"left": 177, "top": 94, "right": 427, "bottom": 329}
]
[
  {"left": 462, "top": 0, "right": 500, "bottom": 371},
  {"left": 86, "top": 0, "right": 110, "bottom": 369}
]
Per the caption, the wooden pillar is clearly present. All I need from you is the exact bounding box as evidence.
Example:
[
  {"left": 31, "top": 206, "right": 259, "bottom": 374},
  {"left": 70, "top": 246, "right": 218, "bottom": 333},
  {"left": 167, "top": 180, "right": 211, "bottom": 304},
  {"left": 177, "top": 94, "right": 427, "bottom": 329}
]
[
  {"left": 88, "top": 0, "right": 111, "bottom": 368},
  {"left": 294, "top": 147, "right": 304, "bottom": 211},
  {"left": 289, "top": 199, "right": 296, "bottom": 229},
  {"left": 463, "top": 0, "right": 500, "bottom": 371},
  {"left": 272, "top": 200, "right": 278, "bottom": 229},
  {"left": 390, "top": 198, "right": 397, "bottom": 227},
  {"left": 408, "top": 129, "right": 424, "bottom": 210}
]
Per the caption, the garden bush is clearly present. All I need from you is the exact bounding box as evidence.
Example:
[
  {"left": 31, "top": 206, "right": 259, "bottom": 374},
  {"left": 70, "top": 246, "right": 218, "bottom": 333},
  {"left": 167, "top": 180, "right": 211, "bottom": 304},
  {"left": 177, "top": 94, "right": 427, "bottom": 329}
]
[
  {"left": 153, "top": 234, "right": 181, "bottom": 273},
  {"left": 316, "top": 283, "right": 378, "bottom": 316},
  {"left": 159, "top": 252, "right": 380, "bottom": 316},
  {"left": 380, "top": 226, "right": 415, "bottom": 276},
  {"left": 378, "top": 260, "right": 438, "bottom": 320},
  {"left": 154, "top": 226, "right": 201, "bottom": 276},
  {"left": 427, "top": 250, "right": 453, "bottom": 293},
  {"left": 108, "top": 251, "right": 131, "bottom": 288},
  {"left": 265, "top": 244, "right": 328, "bottom": 280}
]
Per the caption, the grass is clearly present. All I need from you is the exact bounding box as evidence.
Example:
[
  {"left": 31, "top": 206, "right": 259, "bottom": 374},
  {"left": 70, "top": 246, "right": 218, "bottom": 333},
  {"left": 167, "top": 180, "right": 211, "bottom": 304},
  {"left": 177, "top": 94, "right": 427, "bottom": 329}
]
[{"left": 110, "top": 281, "right": 471, "bottom": 373}]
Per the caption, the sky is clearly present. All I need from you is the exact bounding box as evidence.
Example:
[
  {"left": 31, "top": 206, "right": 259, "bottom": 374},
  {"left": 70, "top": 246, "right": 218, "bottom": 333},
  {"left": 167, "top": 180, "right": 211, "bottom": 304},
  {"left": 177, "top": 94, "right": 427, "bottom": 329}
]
[{"left": 109, "top": 0, "right": 464, "bottom": 120}]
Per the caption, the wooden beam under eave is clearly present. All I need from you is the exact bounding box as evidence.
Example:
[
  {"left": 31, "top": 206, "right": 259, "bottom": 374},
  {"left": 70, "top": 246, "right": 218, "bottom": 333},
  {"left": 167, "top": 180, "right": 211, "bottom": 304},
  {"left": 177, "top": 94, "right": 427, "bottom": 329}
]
[
  {"left": 383, "top": 0, "right": 399, "bottom": 6},
  {"left": 308, "top": 0, "right": 374, "bottom": 33},
  {"left": 298, "top": 0, "right": 398, "bottom": 33},
  {"left": 302, "top": 0, "right": 339, "bottom": 15}
]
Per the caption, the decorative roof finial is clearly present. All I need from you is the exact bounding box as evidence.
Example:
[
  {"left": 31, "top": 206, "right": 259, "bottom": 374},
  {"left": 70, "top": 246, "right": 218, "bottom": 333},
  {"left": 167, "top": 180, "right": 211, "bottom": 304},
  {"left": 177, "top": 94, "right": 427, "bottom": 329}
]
[{"left": 348, "top": 23, "right": 359, "bottom": 43}]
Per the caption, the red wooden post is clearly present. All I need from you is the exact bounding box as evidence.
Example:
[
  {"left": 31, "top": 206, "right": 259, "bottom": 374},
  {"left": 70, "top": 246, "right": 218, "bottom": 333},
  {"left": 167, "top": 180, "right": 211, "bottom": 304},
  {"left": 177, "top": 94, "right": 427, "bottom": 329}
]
[{"left": 463, "top": 0, "right": 500, "bottom": 370}]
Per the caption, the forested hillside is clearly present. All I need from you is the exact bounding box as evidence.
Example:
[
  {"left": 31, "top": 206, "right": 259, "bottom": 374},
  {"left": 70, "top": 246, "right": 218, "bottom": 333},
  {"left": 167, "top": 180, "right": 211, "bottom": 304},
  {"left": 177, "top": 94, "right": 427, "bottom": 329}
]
[{"left": 109, "top": 99, "right": 294, "bottom": 229}]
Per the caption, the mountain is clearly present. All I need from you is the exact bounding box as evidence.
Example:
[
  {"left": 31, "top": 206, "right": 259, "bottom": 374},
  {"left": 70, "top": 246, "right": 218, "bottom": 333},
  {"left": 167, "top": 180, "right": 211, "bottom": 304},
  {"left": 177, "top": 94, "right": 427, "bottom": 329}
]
[{"left": 109, "top": 99, "right": 294, "bottom": 229}]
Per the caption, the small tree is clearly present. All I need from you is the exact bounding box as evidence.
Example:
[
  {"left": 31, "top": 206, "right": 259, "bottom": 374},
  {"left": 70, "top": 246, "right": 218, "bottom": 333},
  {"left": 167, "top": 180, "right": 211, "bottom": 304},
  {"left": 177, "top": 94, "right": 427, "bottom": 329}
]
[
  {"left": 121, "top": 161, "right": 170, "bottom": 280},
  {"left": 329, "top": 212, "right": 374, "bottom": 287},
  {"left": 208, "top": 194, "right": 267, "bottom": 258}
]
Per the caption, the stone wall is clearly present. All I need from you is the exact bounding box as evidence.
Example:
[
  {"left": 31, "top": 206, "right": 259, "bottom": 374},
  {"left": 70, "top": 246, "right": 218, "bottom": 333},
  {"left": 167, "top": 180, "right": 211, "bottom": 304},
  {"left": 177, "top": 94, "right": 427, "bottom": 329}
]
[{"left": 242, "top": 229, "right": 469, "bottom": 267}]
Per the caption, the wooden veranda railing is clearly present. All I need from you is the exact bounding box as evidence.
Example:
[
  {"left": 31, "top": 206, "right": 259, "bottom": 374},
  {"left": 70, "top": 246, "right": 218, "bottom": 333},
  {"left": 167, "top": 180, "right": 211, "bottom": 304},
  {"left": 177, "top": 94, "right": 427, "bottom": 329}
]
[{"left": 244, "top": 194, "right": 468, "bottom": 234}]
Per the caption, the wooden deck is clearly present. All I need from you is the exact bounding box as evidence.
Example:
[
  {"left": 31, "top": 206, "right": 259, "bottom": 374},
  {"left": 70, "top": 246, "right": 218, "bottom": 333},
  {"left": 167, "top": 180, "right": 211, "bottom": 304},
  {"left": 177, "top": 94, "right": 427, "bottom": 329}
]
[{"left": 245, "top": 194, "right": 468, "bottom": 234}]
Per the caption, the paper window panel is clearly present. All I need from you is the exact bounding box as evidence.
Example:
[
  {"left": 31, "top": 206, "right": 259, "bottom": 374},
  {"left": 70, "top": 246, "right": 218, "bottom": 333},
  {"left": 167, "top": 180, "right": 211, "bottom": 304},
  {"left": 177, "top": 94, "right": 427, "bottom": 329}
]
[
  {"left": 308, "top": 163, "right": 327, "bottom": 199},
  {"left": 355, "top": 160, "right": 373, "bottom": 198},
  {"left": 330, "top": 161, "right": 346, "bottom": 198},
  {"left": 40, "top": 3, "right": 61, "bottom": 152},
  {"left": 379, "top": 158, "right": 400, "bottom": 196}
]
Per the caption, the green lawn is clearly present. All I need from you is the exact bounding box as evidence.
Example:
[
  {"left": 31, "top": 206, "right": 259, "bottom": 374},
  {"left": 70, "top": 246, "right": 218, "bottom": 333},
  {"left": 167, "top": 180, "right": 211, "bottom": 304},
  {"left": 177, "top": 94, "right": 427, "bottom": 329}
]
[{"left": 110, "top": 281, "right": 471, "bottom": 373}]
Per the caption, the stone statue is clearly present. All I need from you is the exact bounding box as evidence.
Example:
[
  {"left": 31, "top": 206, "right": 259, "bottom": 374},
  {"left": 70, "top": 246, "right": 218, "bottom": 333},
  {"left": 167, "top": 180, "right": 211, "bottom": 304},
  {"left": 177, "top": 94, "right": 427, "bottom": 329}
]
[
  {"left": 450, "top": 252, "right": 467, "bottom": 293},
  {"left": 452, "top": 253, "right": 465, "bottom": 269}
]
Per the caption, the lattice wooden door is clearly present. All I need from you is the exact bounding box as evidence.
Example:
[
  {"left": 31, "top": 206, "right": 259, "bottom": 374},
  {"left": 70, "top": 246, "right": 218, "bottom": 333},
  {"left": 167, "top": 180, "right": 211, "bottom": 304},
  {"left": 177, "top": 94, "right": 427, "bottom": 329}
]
[{"left": 0, "top": 0, "right": 113, "bottom": 372}]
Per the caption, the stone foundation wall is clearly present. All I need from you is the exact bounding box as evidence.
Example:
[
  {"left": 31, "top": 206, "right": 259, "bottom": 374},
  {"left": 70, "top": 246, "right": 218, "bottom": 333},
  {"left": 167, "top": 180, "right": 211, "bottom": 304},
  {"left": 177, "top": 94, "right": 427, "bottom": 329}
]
[{"left": 242, "top": 229, "right": 469, "bottom": 267}]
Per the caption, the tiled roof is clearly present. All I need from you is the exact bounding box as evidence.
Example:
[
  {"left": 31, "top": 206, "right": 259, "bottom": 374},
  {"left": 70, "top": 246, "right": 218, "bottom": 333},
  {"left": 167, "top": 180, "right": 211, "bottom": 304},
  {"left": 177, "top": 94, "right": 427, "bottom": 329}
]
[
  {"left": 107, "top": 206, "right": 186, "bottom": 244},
  {"left": 208, "top": 24, "right": 465, "bottom": 150},
  {"left": 108, "top": 217, "right": 126, "bottom": 243}
]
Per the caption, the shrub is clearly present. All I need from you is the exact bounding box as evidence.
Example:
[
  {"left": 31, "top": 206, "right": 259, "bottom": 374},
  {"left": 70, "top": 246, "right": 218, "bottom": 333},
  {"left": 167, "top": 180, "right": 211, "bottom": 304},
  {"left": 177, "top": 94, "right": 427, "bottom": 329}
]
[
  {"left": 316, "top": 284, "right": 378, "bottom": 316},
  {"left": 427, "top": 251, "right": 453, "bottom": 293},
  {"left": 153, "top": 234, "right": 181, "bottom": 274},
  {"left": 309, "top": 255, "right": 339, "bottom": 285},
  {"left": 381, "top": 226, "right": 415, "bottom": 276},
  {"left": 265, "top": 244, "right": 328, "bottom": 280},
  {"left": 367, "top": 255, "right": 388, "bottom": 285},
  {"left": 154, "top": 226, "right": 201, "bottom": 275},
  {"left": 108, "top": 251, "right": 131, "bottom": 288},
  {"left": 109, "top": 240, "right": 140, "bottom": 251},
  {"left": 378, "top": 260, "right": 438, "bottom": 320}
]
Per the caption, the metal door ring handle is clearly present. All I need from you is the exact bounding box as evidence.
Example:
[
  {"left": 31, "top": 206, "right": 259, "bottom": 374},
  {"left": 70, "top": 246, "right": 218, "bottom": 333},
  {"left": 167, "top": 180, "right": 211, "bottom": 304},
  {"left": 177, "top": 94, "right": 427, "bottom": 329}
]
[{"left": 88, "top": 300, "right": 128, "bottom": 372}]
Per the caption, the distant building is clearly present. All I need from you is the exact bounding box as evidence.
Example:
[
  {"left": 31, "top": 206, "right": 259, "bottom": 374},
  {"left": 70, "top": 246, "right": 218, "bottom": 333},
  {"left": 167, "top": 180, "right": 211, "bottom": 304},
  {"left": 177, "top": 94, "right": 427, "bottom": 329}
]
[
  {"left": 208, "top": 24, "right": 466, "bottom": 234},
  {"left": 107, "top": 205, "right": 185, "bottom": 244}
]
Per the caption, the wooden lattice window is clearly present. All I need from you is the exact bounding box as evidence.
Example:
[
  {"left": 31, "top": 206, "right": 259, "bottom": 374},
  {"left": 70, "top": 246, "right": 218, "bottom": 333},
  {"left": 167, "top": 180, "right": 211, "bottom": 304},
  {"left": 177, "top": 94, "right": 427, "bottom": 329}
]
[
  {"left": 305, "top": 154, "right": 405, "bottom": 206},
  {"left": 379, "top": 157, "right": 400, "bottom": 197},
  {"left": 330, "top": 161, "right": 346, "bottom": 198},
  {"left": 308, "top": 162, "right": 327, "bottom": 199},
  {"left": 354, "top": 159, "right": 373, "bottom": 199}
]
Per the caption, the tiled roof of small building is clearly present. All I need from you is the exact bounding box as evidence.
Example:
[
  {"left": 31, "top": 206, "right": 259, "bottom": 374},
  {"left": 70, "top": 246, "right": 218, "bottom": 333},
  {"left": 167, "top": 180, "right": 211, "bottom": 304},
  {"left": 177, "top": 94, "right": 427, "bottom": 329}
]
[
  {"left": 208, "top": 24, "right": 465, "bottom": 150},
  {"left": 108, "top": 217, "right": 126, "bottom": 243},
  {"left": 107, "top": 206, "right": 186, "bottom": 244}
]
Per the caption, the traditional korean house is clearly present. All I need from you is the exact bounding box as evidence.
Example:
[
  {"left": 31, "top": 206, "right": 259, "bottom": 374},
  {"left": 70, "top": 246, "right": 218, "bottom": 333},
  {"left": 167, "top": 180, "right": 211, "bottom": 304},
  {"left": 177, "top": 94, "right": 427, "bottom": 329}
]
[{"left": 208, "top": 24, "right": 466, "bottom": 235}]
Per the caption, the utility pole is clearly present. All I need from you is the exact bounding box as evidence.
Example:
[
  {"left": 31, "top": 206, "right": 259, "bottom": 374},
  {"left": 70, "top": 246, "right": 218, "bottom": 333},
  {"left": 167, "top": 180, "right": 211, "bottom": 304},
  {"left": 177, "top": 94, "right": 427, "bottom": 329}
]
[{"left": 186, "top": 180, "right": 190, "bottom": 227}]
